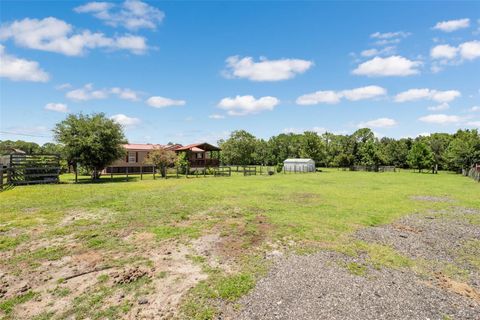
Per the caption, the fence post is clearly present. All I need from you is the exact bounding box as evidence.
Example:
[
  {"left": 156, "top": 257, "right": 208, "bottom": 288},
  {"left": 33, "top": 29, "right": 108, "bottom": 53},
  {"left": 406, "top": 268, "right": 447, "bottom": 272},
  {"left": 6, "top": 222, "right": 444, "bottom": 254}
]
[
  {"left": 111, "top": 168, "right": 113, "bottom": 180},
  {"left": 140, "top": 166, "right": 143, "bottom": 180},
  {"left": 153, "top": 166, "right": 156, "bottom": 180},
  {"left": 0, "top": 168, "right": 3, "bottom": 191},
  {"left": 75, "top": 163, "right": 78, "bottom": 183},
  {"left": 126, "top": 167, "right": 129, "bottom": 181}
]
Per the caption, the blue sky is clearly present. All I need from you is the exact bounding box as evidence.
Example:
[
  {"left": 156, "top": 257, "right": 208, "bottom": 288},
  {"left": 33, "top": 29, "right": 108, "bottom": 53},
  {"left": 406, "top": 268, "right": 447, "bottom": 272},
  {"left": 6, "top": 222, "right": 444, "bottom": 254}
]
[{"left": 1, "top": 1, "right": 479, "bottom": 145}]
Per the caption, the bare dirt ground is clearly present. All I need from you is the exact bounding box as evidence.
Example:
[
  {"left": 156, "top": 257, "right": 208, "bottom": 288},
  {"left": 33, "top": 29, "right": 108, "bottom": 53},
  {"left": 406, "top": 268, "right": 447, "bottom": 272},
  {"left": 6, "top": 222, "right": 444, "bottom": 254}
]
[{"left": 235, "top": 205, "right": 480, "bottom": 320}]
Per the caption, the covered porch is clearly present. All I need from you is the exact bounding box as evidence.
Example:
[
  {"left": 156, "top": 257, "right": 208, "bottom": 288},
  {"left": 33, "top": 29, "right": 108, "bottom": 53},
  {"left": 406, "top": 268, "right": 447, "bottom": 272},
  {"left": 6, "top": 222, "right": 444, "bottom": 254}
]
[{"left": 174, "top": 143, "right": 221, "bottom": 168}]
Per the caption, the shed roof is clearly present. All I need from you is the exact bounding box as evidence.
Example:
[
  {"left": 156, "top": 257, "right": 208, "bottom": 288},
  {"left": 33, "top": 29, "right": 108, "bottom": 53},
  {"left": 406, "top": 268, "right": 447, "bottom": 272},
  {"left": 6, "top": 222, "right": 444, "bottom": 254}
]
[
  {"left": 174, "top": 142, "right": 221, "bottom": 152},
  {"left": 283, "top": 158, "right": 315, "bottom": 163}
]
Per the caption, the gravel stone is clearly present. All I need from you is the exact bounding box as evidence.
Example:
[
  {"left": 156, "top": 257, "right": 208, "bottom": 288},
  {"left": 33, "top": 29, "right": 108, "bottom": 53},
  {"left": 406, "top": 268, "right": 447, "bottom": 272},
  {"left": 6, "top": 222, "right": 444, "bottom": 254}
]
[
  {"left": 235, "top": 207, "right": 480, "bottom": 320},
  {"left": 237, "top": 252, "right": 479, "bottom": 320}
]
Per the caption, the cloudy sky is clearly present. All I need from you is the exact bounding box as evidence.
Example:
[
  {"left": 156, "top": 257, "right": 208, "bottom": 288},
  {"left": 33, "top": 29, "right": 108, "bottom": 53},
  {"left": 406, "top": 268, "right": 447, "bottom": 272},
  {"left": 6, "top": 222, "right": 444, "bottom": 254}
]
[{"left": 1, "top": 1, "right": 479, "bottom": 145}]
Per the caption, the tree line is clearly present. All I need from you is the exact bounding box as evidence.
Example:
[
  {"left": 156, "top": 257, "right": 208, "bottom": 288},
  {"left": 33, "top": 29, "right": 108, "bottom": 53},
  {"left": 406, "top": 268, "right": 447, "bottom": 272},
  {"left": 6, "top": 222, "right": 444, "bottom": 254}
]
[
  {"left": 218, "top": 128, "right": 480, "bottom": 173},
  {"left": 1, "top": 113, "right": 479, "bottom": 176}
]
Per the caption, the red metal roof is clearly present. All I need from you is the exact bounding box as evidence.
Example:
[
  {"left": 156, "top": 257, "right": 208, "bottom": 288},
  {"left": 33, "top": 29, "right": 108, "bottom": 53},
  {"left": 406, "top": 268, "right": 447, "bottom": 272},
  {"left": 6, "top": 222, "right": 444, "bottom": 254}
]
[
  {"left": 174, "top": 142, "right": 221, "bottom": 151},
  {"left": 123, "top": 144, "right": 165, "bottom": 151},
  {"left": 123, "top": 142, "right": 219, "bottom": 152}
]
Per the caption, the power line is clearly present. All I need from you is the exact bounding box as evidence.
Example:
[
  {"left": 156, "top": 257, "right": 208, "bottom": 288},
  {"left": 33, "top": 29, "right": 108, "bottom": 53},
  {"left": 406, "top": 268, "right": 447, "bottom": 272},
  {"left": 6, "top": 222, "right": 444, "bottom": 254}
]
[{"left": 0, "top": 131, "right": 52, "bottom": 138}]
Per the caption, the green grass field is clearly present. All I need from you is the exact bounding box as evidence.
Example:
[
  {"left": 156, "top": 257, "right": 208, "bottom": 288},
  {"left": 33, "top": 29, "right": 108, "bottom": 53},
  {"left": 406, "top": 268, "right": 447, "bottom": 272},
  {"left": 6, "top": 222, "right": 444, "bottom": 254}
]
[{"left": 0, "top": 169, "right": 479, "bottom": 319}]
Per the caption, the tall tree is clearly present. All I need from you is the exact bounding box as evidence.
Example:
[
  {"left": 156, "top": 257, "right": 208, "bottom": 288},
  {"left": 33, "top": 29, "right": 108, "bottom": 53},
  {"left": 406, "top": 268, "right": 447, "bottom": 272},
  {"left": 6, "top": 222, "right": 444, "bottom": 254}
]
[
  {"left": 445, "top": 129, "right": 480, "bottom": 174},
  {"left": 218, "top": 130, "right": 257, "bottom": 165},
  {"left": 407, "top": 141, "right": 434, "bottom": 173},
  {"left": 54, "top": 113, "right": 126, "bottom": 180}
]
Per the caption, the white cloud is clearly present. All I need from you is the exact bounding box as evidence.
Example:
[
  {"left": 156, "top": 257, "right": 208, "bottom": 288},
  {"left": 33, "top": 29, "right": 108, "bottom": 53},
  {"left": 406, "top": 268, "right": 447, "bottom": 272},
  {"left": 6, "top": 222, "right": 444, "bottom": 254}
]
[
  {"left": 66, "top": 84, "right": 141, "bottom": 102},
  {"left": 361, "top": 46, "right": 395, "bottom": 57},
  {"left": 66, "top": 84, "right": 109, "bottom": 101},
  {"left": 427, "top": 102, "right": 450, "bottom": 111},
  {"left": 470, "top": 106, "right": 480, "bottom": 112},
  {"left": 430, "top": 44, "right": 458, "bottom": 59},
  {"left": 430, "top": 40, "right": 480, "bottom": 63},
  {"left": 110, "top": 114, "right": 140, "bottom": 127},
  {"left": 296, "top": 90, "right": 342, "bottom": 105},
  {"left": 370, "top": 31, "right": 410, "bottom": 46},
  {"left": 370, "top": 31, "right": 410, "bottom": 39},
  {"left": 223, "top": 56, "right": 313, "bottom": 81},
  {"left": 418, "top": 114, "right": 461, "bottom": 124},
  {"left": 45, "top": 103, "right": 69, "bottom": 113},
  {"left": 352, "top": 56, "right": 421, "bottom": 77},
  {"left": 341, "top": 85, "right": 387, "bottom": 101},
  {"left": 55, "top": 83, "right": 72, "bottom": 90},
  {"left": 110, "top": 87, "right": 139, "bottom": 101},
  {"left": 466, "top": 121, "right": 480, "bottom": 127},
  {"left": 296, "top": 85, "right": 386, "bottom": 105},
  {"left": 0, "top": 45, "right": 49, "bottom": 82},
  {"left": 75, "top": 0, "right": 165, "bottom": 31},
  {"left": 146, "top": 96, "right": 186, "bottom": 108},
  {"left": 218, "top": 95, "right": 279, "bottom": 116},
  {"left": 358, "top": 117, "right": 397, "bottom": 128},
  {"left": 459, "top": 40, "right": 480, "bottom": 60},
  {"left": 361, "top": 49, "right": 379, "bottom": 57},
  {"left": 433, "top": 18, "right": 470, "bottom": 32},
  {"left": 394, "top": 88, "right": 461, "bottom": 103},
  {"left": 208, "top": 114, "right": 225, "bottom": 120},
  {"left": 0, "top": 17, "right": 148, "bottom": 56}
]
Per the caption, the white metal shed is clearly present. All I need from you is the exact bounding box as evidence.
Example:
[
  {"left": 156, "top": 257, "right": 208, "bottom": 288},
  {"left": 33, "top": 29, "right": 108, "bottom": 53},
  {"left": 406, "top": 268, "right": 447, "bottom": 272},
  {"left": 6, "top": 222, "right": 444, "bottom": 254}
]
[{"left": 283, "top": 158, "right": 315, "bottom": 172}]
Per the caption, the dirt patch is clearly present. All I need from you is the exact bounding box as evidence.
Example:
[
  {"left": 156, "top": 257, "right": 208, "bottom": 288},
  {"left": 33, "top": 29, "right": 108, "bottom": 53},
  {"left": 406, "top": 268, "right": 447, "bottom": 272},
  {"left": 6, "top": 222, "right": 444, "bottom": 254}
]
[
  {"left": 1, "top": 230, "right": 208, "bottom": 320},
  {"left": 434, "top": 272, "right": 480, "bottom": 303}
]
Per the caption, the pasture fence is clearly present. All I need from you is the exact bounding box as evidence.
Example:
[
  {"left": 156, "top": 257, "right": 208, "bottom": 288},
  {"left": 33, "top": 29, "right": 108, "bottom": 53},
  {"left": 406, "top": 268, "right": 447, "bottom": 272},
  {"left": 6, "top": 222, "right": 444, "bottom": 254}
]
[
  {"left": 350, "top": 165, "right": 396, "bottom": 172},
  {"left": 214, "top": 166, "right": 232, "bottom": 177},
  {"left": 243, "top": 166, "right": 257, "bottom": 176},
  {"left": 7, "top": 154, "right": 60, "bottom": 185}
]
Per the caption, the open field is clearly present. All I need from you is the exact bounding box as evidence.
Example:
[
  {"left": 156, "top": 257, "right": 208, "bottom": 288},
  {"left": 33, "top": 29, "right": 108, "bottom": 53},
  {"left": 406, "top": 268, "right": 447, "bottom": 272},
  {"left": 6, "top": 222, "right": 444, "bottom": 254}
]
[{"left": 0, "top": 170, "right": 479, "bottom": 319}]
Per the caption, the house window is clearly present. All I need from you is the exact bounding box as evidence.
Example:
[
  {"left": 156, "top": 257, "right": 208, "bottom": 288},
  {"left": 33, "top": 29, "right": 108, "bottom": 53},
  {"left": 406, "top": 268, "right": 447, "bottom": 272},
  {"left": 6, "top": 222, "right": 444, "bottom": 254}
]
[
  {"left": 195, "top": 152, "right": 203, "bottom": 159},
  {"left": 128, "top": 152, "right": 136, "bottom": 163}
]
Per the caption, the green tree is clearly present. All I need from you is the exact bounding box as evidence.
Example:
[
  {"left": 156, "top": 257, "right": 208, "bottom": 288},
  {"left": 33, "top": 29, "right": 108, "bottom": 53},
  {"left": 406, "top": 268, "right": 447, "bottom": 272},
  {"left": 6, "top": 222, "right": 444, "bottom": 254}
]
[
  {"left": 407, "top": 141, "right": 434, "bottom": 172},
  {"left": 300, "top": 131, "right": 326, "bottom": 165},
  {"left": 218, "top": 130, "right": 257, "bottom": 165},
  {"left": 144, "top": 147, "right": 178, "bottom": 178},
  {"left": 445, "top": 129, "right": 480, "bottom": 173},
  {"left": 0, "top": 140, "right": 41, "bottom": 154},
  {"left": 53, "top": 113, "right": 126, "bottom": 180}
]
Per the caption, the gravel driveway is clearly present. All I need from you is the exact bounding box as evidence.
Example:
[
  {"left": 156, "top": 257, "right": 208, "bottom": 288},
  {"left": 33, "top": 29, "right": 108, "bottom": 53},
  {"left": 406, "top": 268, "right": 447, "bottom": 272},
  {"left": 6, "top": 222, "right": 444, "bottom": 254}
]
[{"left": 234, "top": 207, "right": 480, "bottom": 320}]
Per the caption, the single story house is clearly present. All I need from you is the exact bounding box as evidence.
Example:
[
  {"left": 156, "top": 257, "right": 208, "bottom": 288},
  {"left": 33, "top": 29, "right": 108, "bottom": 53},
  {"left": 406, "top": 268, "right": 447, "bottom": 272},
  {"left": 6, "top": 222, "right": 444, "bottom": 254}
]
[
  {"left": 283, "top": 158, "right": 316, "bottom": 172},
  {"left": 104, "top": 142, "right": 221, "bottom": 173}
]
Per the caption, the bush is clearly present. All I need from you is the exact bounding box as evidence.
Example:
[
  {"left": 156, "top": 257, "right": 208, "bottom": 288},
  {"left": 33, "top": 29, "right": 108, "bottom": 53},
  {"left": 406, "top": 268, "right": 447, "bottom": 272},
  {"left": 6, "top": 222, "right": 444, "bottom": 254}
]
[{"left": 276, "top": 163, "right": 283, "bottom": 173}]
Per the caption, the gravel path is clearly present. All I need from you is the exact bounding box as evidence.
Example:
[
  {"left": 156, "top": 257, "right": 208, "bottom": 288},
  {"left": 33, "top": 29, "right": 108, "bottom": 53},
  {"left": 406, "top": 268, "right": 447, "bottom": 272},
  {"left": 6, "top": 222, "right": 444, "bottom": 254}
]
[
  {"left": 237, "top": 252, "right": 479, "bottom": 320},
  {"left": 234, "top": 207, "right": 480, "bottom": 320}
]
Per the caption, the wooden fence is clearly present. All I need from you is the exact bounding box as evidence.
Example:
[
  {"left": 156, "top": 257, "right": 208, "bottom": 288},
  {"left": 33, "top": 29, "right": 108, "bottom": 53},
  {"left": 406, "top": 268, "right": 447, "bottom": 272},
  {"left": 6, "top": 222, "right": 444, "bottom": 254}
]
[
  {"left": 213, "top": 166, "right": 232, "bottom": 177},
  {"left": 8, "top": 154, "right": 60, "bottom": 185},
  {"left": 350, "top": 165, "right": 396, "bottom": 172},
  {"left": 243, "top": 166, "right": 257, "bottom": 176}
]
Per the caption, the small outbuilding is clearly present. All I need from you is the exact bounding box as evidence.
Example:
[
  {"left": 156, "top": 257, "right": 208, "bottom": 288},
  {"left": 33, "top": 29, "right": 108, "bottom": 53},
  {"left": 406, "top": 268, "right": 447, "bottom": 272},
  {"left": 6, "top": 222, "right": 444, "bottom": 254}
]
[{"left": 283, "top": 158, "right": 316, "bottom": 172}]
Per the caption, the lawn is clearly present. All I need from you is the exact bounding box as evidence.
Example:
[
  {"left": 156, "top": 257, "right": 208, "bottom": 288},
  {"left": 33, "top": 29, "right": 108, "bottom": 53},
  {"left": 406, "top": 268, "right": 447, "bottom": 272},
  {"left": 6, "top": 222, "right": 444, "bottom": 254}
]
[{"left": 0, "top": 169, "right": 479, "bottom": 319}]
